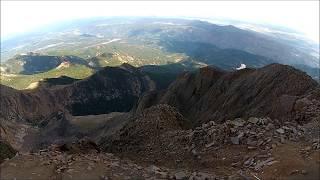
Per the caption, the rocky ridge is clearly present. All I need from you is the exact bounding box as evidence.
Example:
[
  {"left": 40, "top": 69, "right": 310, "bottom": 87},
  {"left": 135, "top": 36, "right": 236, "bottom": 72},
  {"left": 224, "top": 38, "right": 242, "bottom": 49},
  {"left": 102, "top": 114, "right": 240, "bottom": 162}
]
[{"left": 135, "top": 64, "right": 318, "bottom": 125}]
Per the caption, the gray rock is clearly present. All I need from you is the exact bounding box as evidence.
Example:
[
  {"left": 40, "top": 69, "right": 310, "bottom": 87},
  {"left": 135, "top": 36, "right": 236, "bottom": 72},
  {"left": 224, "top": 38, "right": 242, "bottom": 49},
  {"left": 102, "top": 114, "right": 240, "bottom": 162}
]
[
  {"left": 244, "top": 158, "right": 254, "bottom": 167},
  {"left": 192, "top": 172, "right": 215, "bottom": 180},
  {"left": 175, "top": 171, "right": 188, "bottom": 180},
  {"left": 265, "top": 123, "right": 275, "bottom": 130},
  {"left": 258, "top": 117, "right": 269, "bottom": 125},
  {"left": 156, "top": 171, "right": 168, "bottom": 178},
  {"left": 149, "top": 165, "right": 161, "bottom": 173},
  {"left": 276, "top": 128, "right": 285, "bottom": 134},
  {"left": 257, "top": 140, "right": 264, "bottom": 146},
  {"left": 231, "top": 118, "right": 245, "bottom": 127},
  {"left": 266, "top": 160, "right": 278, "bottom": 166},
  {"left": 191, "top": 149, "right": 198, "bottom": 156},
  {"left": 208, "top": 121, "right": 216, "bottom": 126},
  {"left": 246, "top": 138, "right": 257, "bottom": 146},
  {"left": 205, "top": 142, "right": 215, "bottom": 148},
  {"left": 230, "top": 137, "right": 240, "bottom": 145},
  {"left": 247, "top": 146, "right": 257, "bottom": 150},
  {"left": 248, "top": 117, "right": 259, "bottom": 124},
  {"left": 282, "top": 126, "right": 291, "bottom": 130},
  {"left": 291, "top": 127, "right": 298, "bottom": 134},
  {"left": 290, "top": 170, "right": 300, "bottom": 175},
  {"left": 254, "top": 158, "right": 274, "bottom": 171},
  {"left": 237, "top": 132, "right": 245, "bottom": 139},
  {"left": 312, "top": 142, "right": 320, "bottom": 149},
  {"left": 304, "top": 146, "right": 312, "bottom": 151}
]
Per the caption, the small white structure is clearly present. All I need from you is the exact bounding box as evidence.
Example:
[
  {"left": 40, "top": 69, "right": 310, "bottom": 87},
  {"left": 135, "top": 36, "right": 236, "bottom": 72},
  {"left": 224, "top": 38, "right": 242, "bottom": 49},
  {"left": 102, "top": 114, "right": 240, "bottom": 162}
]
[{"left": 236, "top": 64, "right": 246, "bottom": 70}]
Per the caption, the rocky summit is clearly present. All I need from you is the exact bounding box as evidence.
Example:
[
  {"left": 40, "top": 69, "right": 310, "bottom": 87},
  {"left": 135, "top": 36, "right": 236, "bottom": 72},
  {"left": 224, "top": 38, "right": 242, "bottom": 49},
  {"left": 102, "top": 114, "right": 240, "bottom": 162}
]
[{"left": 1, "top": 63, "right": 319, "bottom": 179}]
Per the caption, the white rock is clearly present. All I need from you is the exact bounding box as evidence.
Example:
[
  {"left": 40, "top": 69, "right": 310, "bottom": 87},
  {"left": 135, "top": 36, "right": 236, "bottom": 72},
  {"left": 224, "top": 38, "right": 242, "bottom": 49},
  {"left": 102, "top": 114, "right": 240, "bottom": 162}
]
[{"left": 276, "top": 128, "right": 285, "bottom": 134}]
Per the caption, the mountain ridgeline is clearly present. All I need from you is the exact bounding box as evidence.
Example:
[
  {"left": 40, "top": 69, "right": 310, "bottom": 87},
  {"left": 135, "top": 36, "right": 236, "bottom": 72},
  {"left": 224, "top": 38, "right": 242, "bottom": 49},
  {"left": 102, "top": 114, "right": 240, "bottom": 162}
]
[
  {"left": 135, "top": 64, "right": 318, "bottom": 126},
  {"left": 1, "top": 63, "right": 319, "bottom": 149}
]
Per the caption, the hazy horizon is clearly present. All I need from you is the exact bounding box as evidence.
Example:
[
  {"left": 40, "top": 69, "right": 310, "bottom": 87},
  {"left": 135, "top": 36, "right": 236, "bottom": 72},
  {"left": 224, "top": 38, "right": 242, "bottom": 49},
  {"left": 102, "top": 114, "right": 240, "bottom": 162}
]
[{"left": 1, "top": 1, "right": 319, "bottom": 43}]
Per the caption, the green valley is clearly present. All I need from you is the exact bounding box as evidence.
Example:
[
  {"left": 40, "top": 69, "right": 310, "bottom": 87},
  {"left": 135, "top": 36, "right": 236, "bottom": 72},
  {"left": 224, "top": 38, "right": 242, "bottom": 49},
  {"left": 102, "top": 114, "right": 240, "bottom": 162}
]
[{"left": 0, "top": 64, "right": 93, "bottom": 90}]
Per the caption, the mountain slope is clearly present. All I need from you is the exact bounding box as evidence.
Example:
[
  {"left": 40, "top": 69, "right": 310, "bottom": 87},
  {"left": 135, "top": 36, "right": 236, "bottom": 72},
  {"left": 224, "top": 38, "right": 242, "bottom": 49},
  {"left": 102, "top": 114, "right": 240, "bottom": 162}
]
[
  {"left": 161, "top": 40, "right": 274, "bottom": 70},
  {"left": 160, "top": 20, "right": 318, "bottom": 67},
  {"left": 135, "top": 64, "right": 318, "bottom": 125},
  {"left": 139, "top": 60, "right": 205, "bottom": 89}
]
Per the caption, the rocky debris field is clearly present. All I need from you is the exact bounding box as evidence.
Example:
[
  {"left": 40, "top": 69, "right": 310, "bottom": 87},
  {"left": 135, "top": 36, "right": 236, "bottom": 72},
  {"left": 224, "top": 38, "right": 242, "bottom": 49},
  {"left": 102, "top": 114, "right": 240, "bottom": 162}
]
[
  {"left": 96, "top": 105, "right": 320, "bottom": 179},
  {"left": 187, "top": 117, "right": 319, "bottom": 154},
  {"left": 182, "top": 117, "right": 320, "bottom": 173},
  {"left": 1, "top": 115, "right": 319, "bottom": 180},
  {"left": 1, "top": 104, "right": 319, "bottom": 179},
  {"left": 1, "top": 139, "right": 221, "bottom": 180}
]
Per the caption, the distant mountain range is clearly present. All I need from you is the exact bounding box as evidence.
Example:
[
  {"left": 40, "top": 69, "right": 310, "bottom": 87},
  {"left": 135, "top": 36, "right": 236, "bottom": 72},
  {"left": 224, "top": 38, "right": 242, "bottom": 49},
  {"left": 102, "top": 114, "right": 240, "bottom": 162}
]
[{"left": 1, "top": 17, "right": 319, "bottom": 85}]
